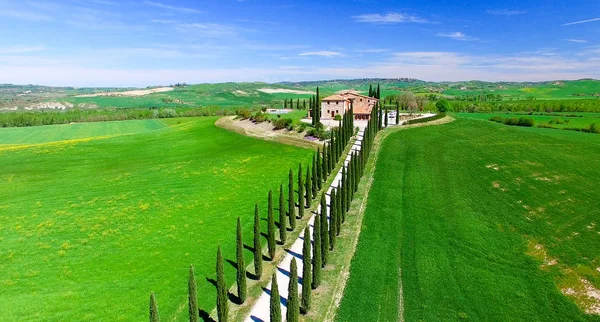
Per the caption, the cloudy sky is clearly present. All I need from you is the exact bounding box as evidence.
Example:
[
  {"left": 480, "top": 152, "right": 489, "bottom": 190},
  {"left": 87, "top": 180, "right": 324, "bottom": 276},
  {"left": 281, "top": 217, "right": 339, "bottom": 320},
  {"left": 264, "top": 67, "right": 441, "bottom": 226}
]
[{"left": 0, "top": 0, "right": 599, "bottom": 86}]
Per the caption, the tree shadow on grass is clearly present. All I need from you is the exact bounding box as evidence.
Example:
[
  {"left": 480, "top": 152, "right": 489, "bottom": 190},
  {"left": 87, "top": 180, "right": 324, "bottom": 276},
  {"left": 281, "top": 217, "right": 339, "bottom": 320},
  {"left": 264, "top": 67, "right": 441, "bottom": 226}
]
[
  {"left": 205, "top": 277, "right": 217, "bottom": 289},
  {"left": 199, "top": 309, "right": 215, "bottom": 322},
  {"left": 225, "top": 259, "right": 237, "bottom": 270},
  {"left": 228, "top": 291, "right": 243, "bottom": 305}
]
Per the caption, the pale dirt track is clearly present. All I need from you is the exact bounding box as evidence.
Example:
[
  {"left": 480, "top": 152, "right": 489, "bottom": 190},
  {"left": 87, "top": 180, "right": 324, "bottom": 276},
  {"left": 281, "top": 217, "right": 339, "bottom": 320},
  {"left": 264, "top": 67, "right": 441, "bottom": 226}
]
[{"left": 74, "top": 87, "right": 174, "bottom": 98}]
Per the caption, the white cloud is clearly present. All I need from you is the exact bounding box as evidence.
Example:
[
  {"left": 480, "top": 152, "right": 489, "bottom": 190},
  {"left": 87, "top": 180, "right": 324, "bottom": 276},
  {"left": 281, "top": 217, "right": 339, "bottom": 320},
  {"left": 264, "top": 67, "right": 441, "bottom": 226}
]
[
  {"left": 299, "top": 51, "right": 344, "bottom": 57},
  {"left": 562, "top": 17, "right": 600, "bottom": 26},
  {"left": 486, "top": 9, "right": 526, "bottom": 16},
  {"left": 437, "top": 32, "right": 478, "bottom": 41},
  {"left": 564, "top": 39, "right": 588, "bottom": 43},
  {"left": 352, "top": 13, "right": 428, "bottom": 24},
  {"left": 0, "top": 8, "right": 52, "bottom": 21},
  {"left": 144, "top": 1, "right": 202, "bottom": 14},
  {"left": 355, "top": 49, "right": 390, "bottom": 53}
]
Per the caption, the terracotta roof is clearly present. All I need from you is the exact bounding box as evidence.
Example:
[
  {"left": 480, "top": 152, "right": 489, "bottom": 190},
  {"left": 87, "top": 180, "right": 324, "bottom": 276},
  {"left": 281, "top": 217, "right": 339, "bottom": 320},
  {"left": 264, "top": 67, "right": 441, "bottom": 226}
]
[
  {"left": 339, "top": 91, "right": 378, "bottom": 101},
  {"left": 354, "top": 105, "right": 373, "bottom": 114},
  {"left": 322, "top": 94, "right": 348, "bottom": 101}
]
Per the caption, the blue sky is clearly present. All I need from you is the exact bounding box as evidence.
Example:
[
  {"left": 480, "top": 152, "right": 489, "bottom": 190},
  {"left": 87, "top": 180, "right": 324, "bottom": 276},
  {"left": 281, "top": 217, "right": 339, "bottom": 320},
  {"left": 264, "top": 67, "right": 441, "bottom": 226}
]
[{"left": 0, "top": 0, "right": 599, "bottom": 86}]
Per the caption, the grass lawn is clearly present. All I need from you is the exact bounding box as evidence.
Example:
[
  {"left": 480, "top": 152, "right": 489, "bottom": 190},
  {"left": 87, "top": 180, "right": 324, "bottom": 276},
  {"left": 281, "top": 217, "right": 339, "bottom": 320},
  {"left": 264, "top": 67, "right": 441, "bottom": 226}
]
[
  {"left": 336, "top": 118, "right": 600, "bottom": 321},
  {"left": 458, "top": 112, "right": 600, "bottom": 131},
  {"left": 0, "top": 117, "right": 313, "bottom": 321}
]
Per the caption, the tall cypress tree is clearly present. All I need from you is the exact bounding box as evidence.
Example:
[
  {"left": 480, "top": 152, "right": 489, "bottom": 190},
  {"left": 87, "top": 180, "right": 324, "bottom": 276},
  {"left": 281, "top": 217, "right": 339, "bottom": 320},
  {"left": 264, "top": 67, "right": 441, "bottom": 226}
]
[
  {"left": 270, "top": 272, "right": 282, "bottom": 322},
  {"left": 216, "top": 246, "right": 228, "bottom": 322},
  {"left": 312, "top": 214, "right": 322, "bottom": 289},
  {"left": 335, "top": 186, "right": 342, "bottom": 234},
  {"left": 311, "top": 155, "right": 317, "bottom": 197},
  {"left": 286, "top": 259, "right": 299, "bottom": 322},
  {"left": 329, "top": 189, "right": 336, "bottom": 250},
  {"left": 316, "top": 148, "right": 322, "bottom": 190},
  {"left": 150, "top": 292, "right": 160, "bottom": 322},
  {"left": 278, "top": 184, "right": 286, "bottom": 243},
  {"left": 396, "top": 101, "right": 400, "bottom": 125},
  {"left": 321, "top": 145, "right": 328, "bottom": 179},
  {"left": 267, "top": 190, "right": 276, "bottom": 260},
  {"left": 297, "top": 164, "right": 304, "bottom": 219},
  {"left": 188, "top": 265, "right": 199, "bottom": 322},
  {"left": 236, "top": 217, "right": 247, "bottom": 303},
  {"left": 385, "top": 108, "right": 389, "bottom": 127},
  {"left": 340, "top": 167, "right": 347, "bottom": 217},
  {"left": 288, "top": 169, "right": 296, "bottom": 230},
  {"left": 368, "top": 84, "right": 373, "bottom": 97},
  {"left": 301, "top": 226, "right": 312, "bottom": 313},
  {"left": 376, "top": 83, "right": 381, "bottom": 100},
  {"left": 320, "top": 194, "right": 328, "bottom": 267},
  {"left": 284, "top": 99, "right": 287, "bottom": 109},
  {"left": 305, "top": 166, "right": 312, "bottom": 208},
  {"left": 253, "top": 204, "right": 262, "bottom": 277}
]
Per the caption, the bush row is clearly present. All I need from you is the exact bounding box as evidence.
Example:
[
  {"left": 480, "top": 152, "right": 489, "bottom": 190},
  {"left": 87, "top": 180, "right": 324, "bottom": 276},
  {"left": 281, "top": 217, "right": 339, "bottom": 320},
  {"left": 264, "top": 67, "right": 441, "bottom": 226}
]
[
  {"left": 489, "top": 116, "right": 535, "bottom": 127},
  {"left": 405, "top": 113, "right": 447, "bottom": 125}
]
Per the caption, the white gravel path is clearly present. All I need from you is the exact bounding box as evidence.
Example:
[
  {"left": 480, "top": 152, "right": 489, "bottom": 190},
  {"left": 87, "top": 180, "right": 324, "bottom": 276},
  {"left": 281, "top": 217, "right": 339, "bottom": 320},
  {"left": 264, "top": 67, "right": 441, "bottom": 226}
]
[{"left": 244, "top": 128, "right": 364, "bottom": 322}]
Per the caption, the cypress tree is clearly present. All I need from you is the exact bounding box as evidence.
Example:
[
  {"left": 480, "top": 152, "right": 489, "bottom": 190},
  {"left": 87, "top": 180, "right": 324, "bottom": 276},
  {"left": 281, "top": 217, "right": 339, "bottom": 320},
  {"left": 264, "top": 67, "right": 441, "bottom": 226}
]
[
  {"left": 253, "top": 204, "right": 262, "bottom": 277},
  {"left": 340, "top": 167, "right": 347, "bottom": 217},
  {"left": 288, "top": 169, "right": 296, "bottom": 230},
  {"left": 396, "top": 101, "right": 400, "bottom": 125},
  {"left": 320, "top": 194, "right": 328, "bottom": 267},
  {"left": 376, "top": 83, "right": 381, "bottom": 100},
  {"left": 188, "top": 265, "right": 199, "bottom": 322},
  {"left": 284, "top": 99, "right": 287, "bottom": 109},
  {"left": 303, "top": 99, "right": 306, "bottom": 110},
  {"left": 301, "top": 226, "right": 312, "bottom": 313},
  {"left": 329, "top": 189, "right": 336, "bottom": 250},
  {"left": 312, "top": 214, "right": 322, "bottom": 289},
  {"left": 216, "top": 246, "right": 228, "bottom": 322},
  {"left": 236, "top": 218, "right": 247, "bottom": 303},
  {"left": 267, "top": 190, "right": 276, "bottom": 260},
  {"left": 278, "top": 184, "right": 286, "bottom": 243},
  {"left": 385, "top": 108, "right": 388, "bottom": 127},
  {"left": 311, "top": 155, "right": 317, "bottom": 196},
  {"left": 150, "top": 292, "right": 160, "bottom": 322},
  {"left": 368, "top": 84, "right": 373, "bottom": 97},
  {"left": 305, "top": 166, "right": 312, "bottom": 208},
  {"left": 270, "top": 272, "right": 282, "bottom": 322},
  {"left": 335, "top": 185, "right": 342, "bottom": 234},
  {"left": 316, "top": 148, "right": 322, "bottom": 190},
  {"left": 286, "top": 259, "right": 299, "bottom": 322},
  {"left": 298, "top": 164, "right": 304, "bottom": 219},
  {"left": 296, "top": 98, "right": 300, "bottom": 110}
]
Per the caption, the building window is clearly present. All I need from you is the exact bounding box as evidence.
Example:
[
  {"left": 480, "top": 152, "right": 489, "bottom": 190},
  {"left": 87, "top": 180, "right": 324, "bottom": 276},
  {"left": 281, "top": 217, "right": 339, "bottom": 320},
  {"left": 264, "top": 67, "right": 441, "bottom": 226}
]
[
  {"left": 327, "top": 101, "right": 330, "bottom": 105},
  {"left": 360, "top": 98, "right": 363, "bottom": 102}
]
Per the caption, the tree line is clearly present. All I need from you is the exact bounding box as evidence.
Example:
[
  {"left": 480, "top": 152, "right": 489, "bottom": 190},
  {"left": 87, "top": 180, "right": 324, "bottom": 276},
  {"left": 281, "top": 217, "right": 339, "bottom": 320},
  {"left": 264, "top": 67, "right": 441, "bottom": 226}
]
[{"left": 147, "top": 97, "right": 366, "bottom": 322}]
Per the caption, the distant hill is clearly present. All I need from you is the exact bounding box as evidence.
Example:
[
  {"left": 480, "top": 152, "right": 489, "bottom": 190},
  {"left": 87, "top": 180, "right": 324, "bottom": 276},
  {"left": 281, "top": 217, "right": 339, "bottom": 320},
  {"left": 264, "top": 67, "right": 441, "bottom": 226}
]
[{"left": 1, "top": 79, "right": 598, "bottom": 111}]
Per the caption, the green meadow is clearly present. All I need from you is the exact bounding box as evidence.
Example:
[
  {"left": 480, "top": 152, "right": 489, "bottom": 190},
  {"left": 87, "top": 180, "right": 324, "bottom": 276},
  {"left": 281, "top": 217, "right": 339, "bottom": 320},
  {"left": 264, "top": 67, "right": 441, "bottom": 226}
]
[
  {"left": 337, "top": 118, "right": 600, "bottom": 321},
  {"left": 0, "top": 117, "right": 313, "bottom": 321},
  {"left": 458, "top": 112, "right": 600, "bottom": 130}
]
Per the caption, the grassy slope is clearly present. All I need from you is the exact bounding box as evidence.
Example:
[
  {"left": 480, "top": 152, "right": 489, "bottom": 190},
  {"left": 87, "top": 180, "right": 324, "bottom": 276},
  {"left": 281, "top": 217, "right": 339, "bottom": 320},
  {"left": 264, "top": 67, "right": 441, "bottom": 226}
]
[
  {"left": 0, "top": 117, "right": 313, "bottom": 321},
  {"left": 0, "top": 119, "right": 167, "bottom": 144},
  {"left": 336, "top": 118, "right": 600, "bottom": 321}
]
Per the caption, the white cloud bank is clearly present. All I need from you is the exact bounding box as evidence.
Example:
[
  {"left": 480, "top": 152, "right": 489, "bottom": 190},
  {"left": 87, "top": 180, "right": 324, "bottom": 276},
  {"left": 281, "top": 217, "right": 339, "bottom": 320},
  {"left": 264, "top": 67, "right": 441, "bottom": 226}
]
[{"left": 352, "top": 13, "right": 428, "bottom": 24}]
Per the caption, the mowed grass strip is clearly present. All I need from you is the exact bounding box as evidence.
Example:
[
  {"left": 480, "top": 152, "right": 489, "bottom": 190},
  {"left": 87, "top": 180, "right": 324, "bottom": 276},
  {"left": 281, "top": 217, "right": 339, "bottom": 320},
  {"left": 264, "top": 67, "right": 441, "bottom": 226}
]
[
  {"left": 336, "top": 118, "right": 600, "bottom": 321},
  {"left": 0, "top": 117, "right": 313, "bottom": 321}
]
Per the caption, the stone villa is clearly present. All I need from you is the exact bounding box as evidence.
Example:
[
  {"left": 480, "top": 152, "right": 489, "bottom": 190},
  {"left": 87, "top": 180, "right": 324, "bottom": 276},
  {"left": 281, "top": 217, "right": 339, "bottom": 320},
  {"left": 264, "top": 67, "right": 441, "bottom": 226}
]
[{"left": 310, "top": 91, "right": 379, "bottom": 120}]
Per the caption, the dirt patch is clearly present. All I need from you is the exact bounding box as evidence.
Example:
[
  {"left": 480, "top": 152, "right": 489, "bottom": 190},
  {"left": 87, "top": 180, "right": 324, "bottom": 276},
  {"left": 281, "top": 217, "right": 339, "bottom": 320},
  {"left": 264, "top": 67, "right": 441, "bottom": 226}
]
[
  {"left": 24, "top": 102, "right": 74, "bottom": 110},
  {"left": 215, "top": 116, "right": 320, "bottom": 149},
  {"left": 74, "top": 87, "right": 173, "bottom": 98},
  {"left": 486, "top": 164, "right": 500, "bottom": 171},
  {"left": 257, "top": 88, "right": 313, "bottom": 95}
]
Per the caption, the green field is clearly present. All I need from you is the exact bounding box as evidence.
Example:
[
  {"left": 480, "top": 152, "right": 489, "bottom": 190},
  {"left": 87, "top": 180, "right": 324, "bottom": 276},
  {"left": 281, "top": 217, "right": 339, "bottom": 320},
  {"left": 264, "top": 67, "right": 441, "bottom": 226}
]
[
  {"left": 337, "top": 118, "right": 600, "bottom": 321},
  {"left": 0, "top": 117, "right": 313, "bottom": 321},
  {"left": 458, "top": 112, "right": 600, "bottom": 131}
]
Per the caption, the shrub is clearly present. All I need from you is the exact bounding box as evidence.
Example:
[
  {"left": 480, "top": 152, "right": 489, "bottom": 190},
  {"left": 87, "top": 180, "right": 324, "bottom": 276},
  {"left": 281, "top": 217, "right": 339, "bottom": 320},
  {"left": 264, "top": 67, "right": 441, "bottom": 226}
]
[
  {"left": 273, "top": 118, "right": 292, "bottom": 130},
  {"left": 159, "top": 109, "right": 178, "bottom": 118},
  {"left": 296, "top": 123, "right": 307, "bottom": 133},
  {"left": 436, "top": 99, "right": 450, "bottom": 112},
  {"left": 406, "top": 113, "right": 446, "bottom": 125},
  {"left": 237, "top": 108, "right": 252, "bottom": 119},
  {"left": 252, "top": 111, "right": 267, "bottom": 123},
  {"left": 333, "top": 114, "right": 342, "bottom": 121},
  {"left": 589, "top": 123, "right": 599, "bottom": 134},
  {"left": 517, "top": 117, "right": 535, "bottom": 127},
  {"left": 549, "top": 118, "right": 564, "bottom": 125}
]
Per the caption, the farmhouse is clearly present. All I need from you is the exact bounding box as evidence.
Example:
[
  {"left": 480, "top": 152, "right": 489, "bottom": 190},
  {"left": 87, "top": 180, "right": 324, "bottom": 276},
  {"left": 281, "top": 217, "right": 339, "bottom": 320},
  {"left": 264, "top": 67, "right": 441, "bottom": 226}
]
[{"left": 314, "top": 91, "right": 379, "bottom": 120}]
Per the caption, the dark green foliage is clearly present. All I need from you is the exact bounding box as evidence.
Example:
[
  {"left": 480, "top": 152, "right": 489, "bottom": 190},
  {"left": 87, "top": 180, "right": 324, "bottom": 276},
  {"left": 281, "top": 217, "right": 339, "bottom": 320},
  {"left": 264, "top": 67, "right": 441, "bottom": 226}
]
[
  {"left": 188, "top": 265, "right": 199, "bottom": 322},
  {"left": 267, "top": 190, "right": 276, "bottom": 260},
  {"left": 311, "top": 155, "right": 318, "bottom": 197},
  {"left": 305, "top": 166, "right": 312, "bottom": 208},
  {"left": 340, "top": 167, "right": 347, "bottom": 217},
  {"left": 298, "top": 164, "right": 304, "bottom": 219},
  {"left": 396, "top": 102, "right": 400, "bottom": 125},
  {"left": 329, "top": 189, "right": 337, "bottom": 250},
  {"left": 286, "top": 259, "right": 299, "bottom": 322},
  {"left": 270, "top": 272, "right": 282, "bottom": 322},
  {"left": 436, "top": 98, "right": 450, "bottom": 112},
  {"left": 376, "top": 83, "right": 381, "bottom": 100},
  {"left": 320, "top": 194, "right": 329, "bottom": 267},
  {"left": 253, "top": 205, "right": 263, "bottom": 277},
  {"left": 406, "top": 113, "right": 446, "bottom": 125},
  {"left": 316, "top": 149, "right": 322, "bottom": 190},
  {"left": 312, "top": 214, "right": 322, "bottom": 289},
  {"left": 216, "top": 246, "right": 228, "bottom": 322},
  {"left": 385, "top": 109, "right": 388, "bottom": 127},
  {"left": 488, "top": 115, "right": 535, "bottom": 127},
  {"left": 278, "top": 184, "right": 286, "bottom": 243},
  {"left": 288, "top": 169, "right": 296, "bottom": 230},
  {"left": 236, "top": 217, "right": 247, "bottom": 303},
  {"left": 301, "top": 226, "right": 312, "bottom": 313},
  {"left": 368, "top": 84, "right": 373, "bottom": 97},
  {"left": 336, "top": 185, "right": 342, "bottom": 233},
  {"left": 150, "top": 292, "right": 160, "bottom": 322}
]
